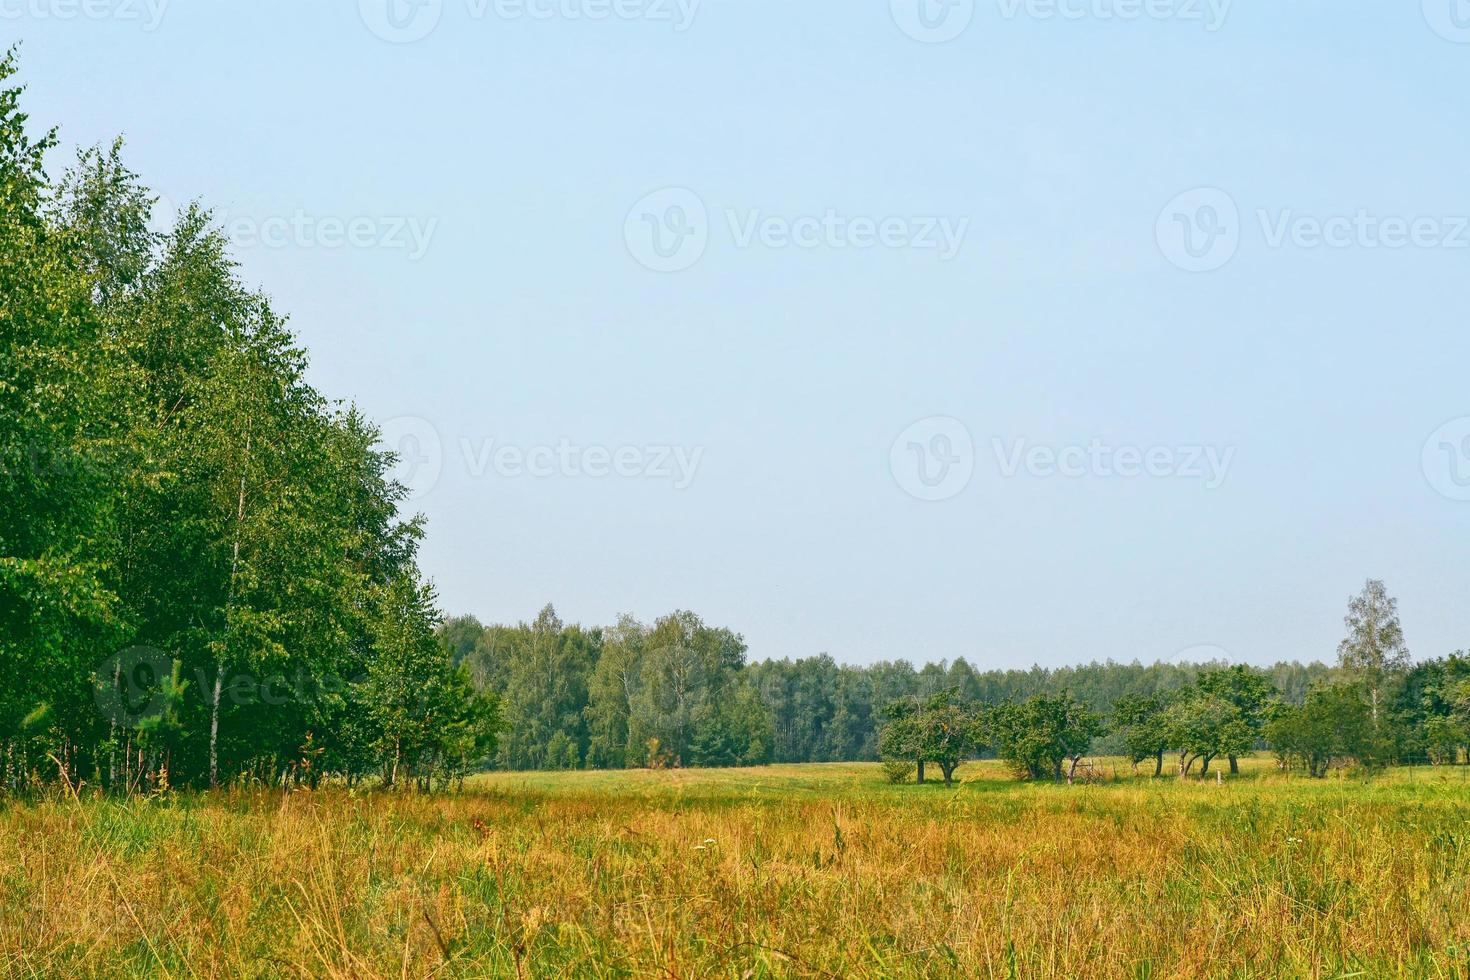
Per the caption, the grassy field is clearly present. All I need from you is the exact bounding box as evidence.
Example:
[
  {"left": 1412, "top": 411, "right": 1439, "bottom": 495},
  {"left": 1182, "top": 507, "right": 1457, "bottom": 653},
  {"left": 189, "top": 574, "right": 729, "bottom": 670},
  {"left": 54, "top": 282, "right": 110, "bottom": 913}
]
[{"left": 3, "top": 760, "right": 1470, "bottom": 978}]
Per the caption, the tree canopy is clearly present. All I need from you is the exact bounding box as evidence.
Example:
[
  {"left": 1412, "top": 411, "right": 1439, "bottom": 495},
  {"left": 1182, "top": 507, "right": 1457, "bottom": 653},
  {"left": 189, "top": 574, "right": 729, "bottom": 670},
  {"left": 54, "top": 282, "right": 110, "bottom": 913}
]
[{"left": 0, "top": 53, "right": 497, "bottom": 793}]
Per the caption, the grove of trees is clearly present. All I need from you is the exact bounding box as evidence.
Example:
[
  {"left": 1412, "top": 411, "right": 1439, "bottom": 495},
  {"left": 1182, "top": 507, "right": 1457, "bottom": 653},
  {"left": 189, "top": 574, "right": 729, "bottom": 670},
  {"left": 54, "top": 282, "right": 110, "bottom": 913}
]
[
  {"left": 871, "top": 581, "right": 1470, "bottom": 783},
  {"left": 0, "top": 54, "right": 497, "bottom": 794}
]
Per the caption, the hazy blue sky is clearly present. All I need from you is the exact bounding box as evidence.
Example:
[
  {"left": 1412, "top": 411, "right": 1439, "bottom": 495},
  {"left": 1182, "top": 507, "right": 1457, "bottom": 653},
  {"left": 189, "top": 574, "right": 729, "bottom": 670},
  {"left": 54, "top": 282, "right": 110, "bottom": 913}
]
[{"left": 10, "top": 0, "right": 1470, "bottom": 669}]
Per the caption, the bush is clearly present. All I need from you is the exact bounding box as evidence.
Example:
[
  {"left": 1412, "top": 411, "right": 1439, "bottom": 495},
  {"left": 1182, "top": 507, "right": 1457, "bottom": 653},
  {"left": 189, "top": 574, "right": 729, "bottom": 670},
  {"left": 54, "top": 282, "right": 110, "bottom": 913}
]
[{"left": 881, "top": 760, "right": 916, "bottom": 784}]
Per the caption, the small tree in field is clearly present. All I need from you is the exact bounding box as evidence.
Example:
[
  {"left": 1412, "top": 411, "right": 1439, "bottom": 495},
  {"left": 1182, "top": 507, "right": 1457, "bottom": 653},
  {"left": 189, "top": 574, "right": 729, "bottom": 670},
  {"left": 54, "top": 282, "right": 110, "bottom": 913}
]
[
  {"left": 1161, "top": 693, "right": 1252, "bottom": 779},
  {"left": 915, "top": 690, "right": 978, "bottom": 787},
  {"left": 986, "top": 693, "right": 1101, "bottom": 782},
  {"left": 1111, "top": 693, "right": 1169, "bottom": 777},
  {"left": 879, "top": 696, "right": 924, "bottom": 783},
  {"left": 879, "top": 689, "right": 980, "bottom": 786},
  {"left": 1195, "top": 666, "right": 1276, "bottom": 773}
]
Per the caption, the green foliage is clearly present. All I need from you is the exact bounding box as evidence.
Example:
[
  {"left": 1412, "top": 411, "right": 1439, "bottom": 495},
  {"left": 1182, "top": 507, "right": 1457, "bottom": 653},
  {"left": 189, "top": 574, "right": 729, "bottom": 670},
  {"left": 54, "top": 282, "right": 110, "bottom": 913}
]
[
  {"left": 985, "top": 693, "right": 1102, "bottom": 782},
  {"left": 880, "top": 759, "right": 916, "bottom": 783},
  {"left": 1160, "top": 693, "right": 1252, "bottom": 778},
  {"left": 875, "top": 689, "right": 981, "bottom": 786},
  {"left": 0, "top": 58, "right": 494, "bottom": 793},
  {"left": 1110, "top": 692, "right": 1169, "bottom": 774},
  {"left": 1266, "top": 681, "right": 1379, "bottom": 777},
  {"left": 1337, "top": 578, "right": 1410, "bottom": 727}
]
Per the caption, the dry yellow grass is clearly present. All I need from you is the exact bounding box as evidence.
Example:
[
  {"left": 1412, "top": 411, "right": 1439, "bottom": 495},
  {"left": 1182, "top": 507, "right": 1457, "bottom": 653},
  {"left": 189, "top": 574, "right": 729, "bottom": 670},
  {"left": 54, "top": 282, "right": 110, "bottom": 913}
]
[{"left": 3, "top": 760, "right": 1469, "bottom": 978}]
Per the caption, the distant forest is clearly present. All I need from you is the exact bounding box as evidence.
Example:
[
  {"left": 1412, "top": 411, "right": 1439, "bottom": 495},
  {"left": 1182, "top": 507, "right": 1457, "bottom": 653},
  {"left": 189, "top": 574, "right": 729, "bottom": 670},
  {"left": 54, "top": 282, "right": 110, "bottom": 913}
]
[{"left": 439, "top": 607, "right": 1334, "bottom": 770}]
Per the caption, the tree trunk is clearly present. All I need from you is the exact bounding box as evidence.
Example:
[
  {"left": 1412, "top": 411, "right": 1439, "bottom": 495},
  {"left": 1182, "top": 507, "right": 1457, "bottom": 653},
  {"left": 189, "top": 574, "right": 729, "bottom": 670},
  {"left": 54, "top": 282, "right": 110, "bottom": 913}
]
[
  {"left": 212, "top": 425, "right": 252, "bottom": 789},
  {"left": 109, "top": 659, "right": 121, "bottom": 790},
  {"left": 209, "top": 665, "right": 224, "bottom": 788},
  {"left": 916, "top": 759, "right": 925, "bottom": 784},
  {"left": 1153, "top": 749, "right": 1164, "bottom": 777},
  {"left": 1228, "top": 754, "right": 1239, "bottom": 774}
]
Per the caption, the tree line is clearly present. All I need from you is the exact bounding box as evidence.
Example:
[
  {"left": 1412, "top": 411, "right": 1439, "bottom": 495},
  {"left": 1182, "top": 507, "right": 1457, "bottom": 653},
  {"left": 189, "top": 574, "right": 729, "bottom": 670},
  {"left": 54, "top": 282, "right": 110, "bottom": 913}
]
[
  {"left": 0, "top": 55, "right": 498, "bottom": 794},
  {"left": 446, "top": 580, "right": 1469, "bottom": 778},
  {"left": 877, "top": 580, "right": 1470, "bottom": 784}
]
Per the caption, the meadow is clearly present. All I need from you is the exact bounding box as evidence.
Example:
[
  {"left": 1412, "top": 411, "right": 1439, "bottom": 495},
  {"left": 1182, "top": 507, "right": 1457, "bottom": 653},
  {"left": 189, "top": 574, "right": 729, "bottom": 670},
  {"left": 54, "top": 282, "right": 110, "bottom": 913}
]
[{"left": 3, "top": 760, "right": 1470, "bottom": 979}]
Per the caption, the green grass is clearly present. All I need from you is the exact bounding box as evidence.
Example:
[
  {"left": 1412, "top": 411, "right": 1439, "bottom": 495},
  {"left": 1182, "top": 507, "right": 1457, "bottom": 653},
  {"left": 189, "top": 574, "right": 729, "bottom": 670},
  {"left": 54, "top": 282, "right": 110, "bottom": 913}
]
[{"left": 3, "top": 759, "right": 1470, "bottom": 977}]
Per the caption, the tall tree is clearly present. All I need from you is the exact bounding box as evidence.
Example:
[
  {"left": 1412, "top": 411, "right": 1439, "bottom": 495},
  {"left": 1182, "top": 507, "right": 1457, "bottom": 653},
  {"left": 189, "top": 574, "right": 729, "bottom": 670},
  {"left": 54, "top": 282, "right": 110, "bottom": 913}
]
[
  {"left": 584, "top": 614, "right": 644, "bottom": 769},
  {"left": 1337, "top": 579, "right": 1410, "bottom": 727}
]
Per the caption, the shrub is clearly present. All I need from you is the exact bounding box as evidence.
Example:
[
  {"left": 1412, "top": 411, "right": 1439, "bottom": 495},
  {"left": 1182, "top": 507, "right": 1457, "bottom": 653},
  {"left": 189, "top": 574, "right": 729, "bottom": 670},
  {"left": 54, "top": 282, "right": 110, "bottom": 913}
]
[{"left": 881, "top": 760, "right": 915, "bottom": 784}]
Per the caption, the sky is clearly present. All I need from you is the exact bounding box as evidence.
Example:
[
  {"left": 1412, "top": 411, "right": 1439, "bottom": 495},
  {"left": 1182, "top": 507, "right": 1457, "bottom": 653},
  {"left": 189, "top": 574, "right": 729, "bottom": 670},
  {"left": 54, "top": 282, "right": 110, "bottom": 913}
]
[{"left": 8, "top": 0, "right": 1470, "bottom": 670}]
